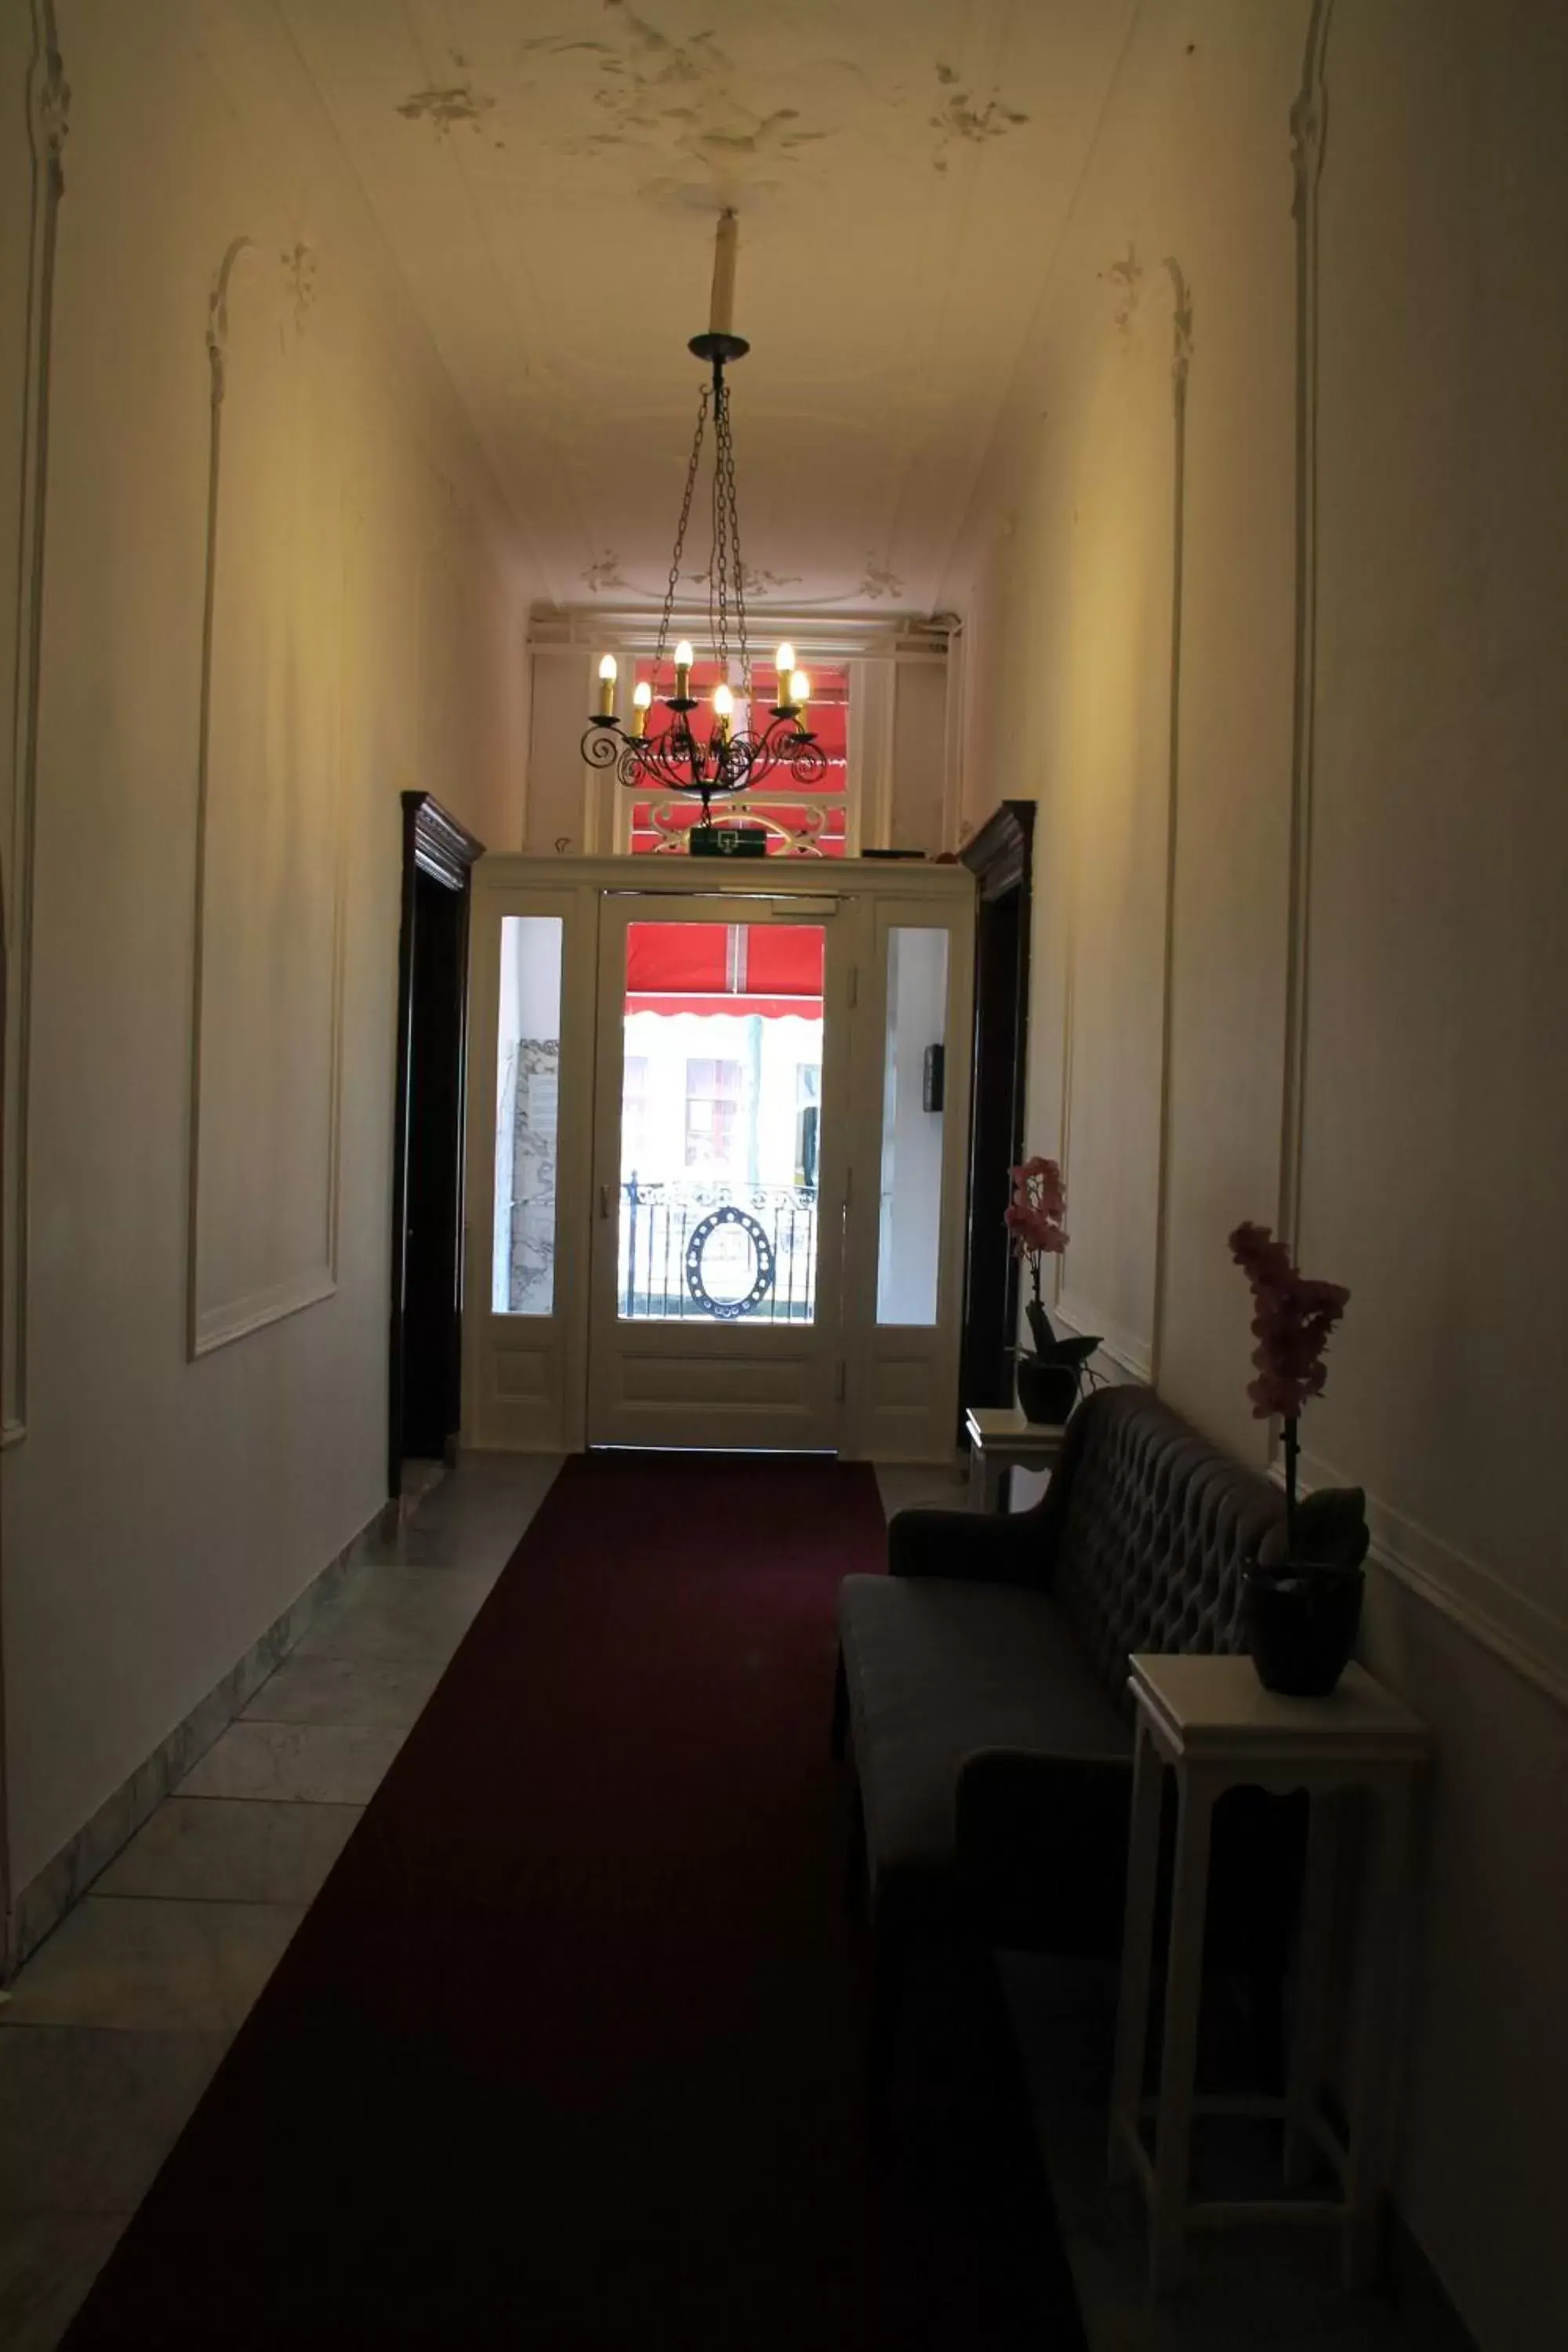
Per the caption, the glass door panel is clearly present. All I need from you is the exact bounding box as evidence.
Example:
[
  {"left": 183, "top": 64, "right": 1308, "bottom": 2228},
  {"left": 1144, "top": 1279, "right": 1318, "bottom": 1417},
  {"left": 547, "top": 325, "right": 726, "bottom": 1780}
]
[
  {"left": 616, "top": 919, "right": 824, "bottom": 1327},
  {"left": 875, "top": 927, "right": 949, "bottom": 1326},
  {"left": 587, "top": 898, "right": 844, "bottom": 1451},
  {"left": 847, "top": 891, "right": 975, "bottom": 1465},
  {"left": 492, "top": 914, "right": 563, "bottom": 1316},
  {"left": 463, "top": 882, "right": 594, "bottom": 1456}
]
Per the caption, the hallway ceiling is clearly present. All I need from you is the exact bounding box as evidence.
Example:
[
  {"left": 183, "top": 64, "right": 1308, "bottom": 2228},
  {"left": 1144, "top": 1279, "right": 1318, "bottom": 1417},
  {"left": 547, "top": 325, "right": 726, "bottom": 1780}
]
[{"left": 281, "top": 0, "right": 1135, "bottom": 615}]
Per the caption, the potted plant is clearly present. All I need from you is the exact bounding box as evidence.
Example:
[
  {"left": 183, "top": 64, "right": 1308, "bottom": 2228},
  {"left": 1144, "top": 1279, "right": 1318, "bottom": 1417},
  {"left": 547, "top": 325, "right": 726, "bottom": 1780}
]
[
  {"left": 1229, "top": 1220, "right": 1369, "bottom": 1695},
  {"left": 1006, "top": 1157, "right": 1100, "bottom": 1423}
]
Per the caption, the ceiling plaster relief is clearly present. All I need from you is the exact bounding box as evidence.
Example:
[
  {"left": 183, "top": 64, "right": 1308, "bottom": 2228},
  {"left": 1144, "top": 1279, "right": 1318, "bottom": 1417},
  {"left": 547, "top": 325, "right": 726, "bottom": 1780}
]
[
  {"left": 930, "top": 60, "right": 1028, "bottom": 176},
  {"left": 858, "top": 557, "right": 904, "bottom": 600},
  {"left": 287, "top": 0, "right": 1132, "bottom": 613},
  {"left": 281, "top": 239, "right": 319, "bottom": 338},
  {"left": 1099, "top": 244, "right": 1143, "bottom": 335},
  {"left": 517, "top": 4, "right": 831, "bottom": 177},
  {"left": 713, "top": 562, "right": 801, "bottom": 596},
  {"left": 397, "top": 71, "right": 502, "bottom": 143},
  {"left": 392, "top": 15, "right": 1027, "bottom": 200},
  {"left": 583, "top": 551, "right": 629, "bottom": 593},
  {"left": 577, "top": 548, "right": 905, "bottom": 610}
]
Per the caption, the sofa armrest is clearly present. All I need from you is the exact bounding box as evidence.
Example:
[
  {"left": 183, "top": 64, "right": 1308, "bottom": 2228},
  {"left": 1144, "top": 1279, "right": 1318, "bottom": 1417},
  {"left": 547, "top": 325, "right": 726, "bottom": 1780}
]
[
  {"left": 955, "top": 1747, "right": 1133, "bottom": 1957},
  {"left": 887, "top": 1505, "right": 1052, "bottom": 1588}
]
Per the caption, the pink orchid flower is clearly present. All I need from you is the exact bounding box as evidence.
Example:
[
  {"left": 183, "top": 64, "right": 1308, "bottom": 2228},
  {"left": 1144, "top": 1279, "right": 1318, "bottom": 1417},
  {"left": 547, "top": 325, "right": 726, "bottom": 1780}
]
[
  {"left": 1229, "top": 1221, "right": 1349, "bottom": 1424},
  {"left": 1007, "top": 1157, "right": 1070, "bottom": 1298}
]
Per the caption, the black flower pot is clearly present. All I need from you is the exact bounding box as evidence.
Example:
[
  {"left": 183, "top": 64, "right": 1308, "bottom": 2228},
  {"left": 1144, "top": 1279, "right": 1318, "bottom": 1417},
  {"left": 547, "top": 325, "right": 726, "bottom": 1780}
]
[
  {"left": 1016, "top": 1356, "right": 1080, "bottom": 1425},
  {"left": 1243, "top": 1563, "right": 1364, "bottom": 1697}
]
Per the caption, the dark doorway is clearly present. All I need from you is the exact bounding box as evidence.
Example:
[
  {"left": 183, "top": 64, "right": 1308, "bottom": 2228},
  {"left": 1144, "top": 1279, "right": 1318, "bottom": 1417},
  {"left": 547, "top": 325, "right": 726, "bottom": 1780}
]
[
  {"left": 388, "top": 793, "right": 484, "bottom": 1495},
  {"left": 959, "top": 803, "right": 1035, "bottom": 1414}
]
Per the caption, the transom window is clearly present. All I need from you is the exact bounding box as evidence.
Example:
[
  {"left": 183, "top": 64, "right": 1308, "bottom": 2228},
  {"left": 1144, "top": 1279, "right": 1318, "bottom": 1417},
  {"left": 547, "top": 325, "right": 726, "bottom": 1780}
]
[{"left": 627, "top": 657, "right": 851, "bottom": 858}]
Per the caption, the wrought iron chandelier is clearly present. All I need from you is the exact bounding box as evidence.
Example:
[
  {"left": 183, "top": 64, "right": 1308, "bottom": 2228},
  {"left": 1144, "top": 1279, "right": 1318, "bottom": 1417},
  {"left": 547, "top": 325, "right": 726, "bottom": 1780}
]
[{"left": 582, "top": 210, "right": 824, "bottom": 839}]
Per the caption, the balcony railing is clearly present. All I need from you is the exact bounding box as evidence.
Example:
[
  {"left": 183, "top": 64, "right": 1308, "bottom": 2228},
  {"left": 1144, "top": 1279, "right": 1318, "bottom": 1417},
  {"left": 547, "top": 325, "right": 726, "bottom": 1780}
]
[{"left": 619, "top": 1177, "right": 818, "bottom": 1323}]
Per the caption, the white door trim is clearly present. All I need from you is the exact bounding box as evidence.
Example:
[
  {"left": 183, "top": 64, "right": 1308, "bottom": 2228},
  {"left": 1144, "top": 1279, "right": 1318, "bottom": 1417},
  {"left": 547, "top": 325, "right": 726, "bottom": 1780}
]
[{"left": 463, "top": 858, "right": 975, "bottom": 1459}]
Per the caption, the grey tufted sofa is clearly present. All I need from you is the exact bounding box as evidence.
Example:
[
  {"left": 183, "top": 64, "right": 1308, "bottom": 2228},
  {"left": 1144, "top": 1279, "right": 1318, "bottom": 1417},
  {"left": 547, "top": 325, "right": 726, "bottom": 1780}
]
[{"left": 833, "top": 1385, "right": 1302, "bottom": 2089}]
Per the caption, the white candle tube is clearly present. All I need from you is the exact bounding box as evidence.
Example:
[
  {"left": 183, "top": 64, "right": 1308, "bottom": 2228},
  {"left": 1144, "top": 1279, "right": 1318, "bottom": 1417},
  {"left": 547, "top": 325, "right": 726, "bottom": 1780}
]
[{"left": 710, "top": 209, "right": 738, "bottom": 338}]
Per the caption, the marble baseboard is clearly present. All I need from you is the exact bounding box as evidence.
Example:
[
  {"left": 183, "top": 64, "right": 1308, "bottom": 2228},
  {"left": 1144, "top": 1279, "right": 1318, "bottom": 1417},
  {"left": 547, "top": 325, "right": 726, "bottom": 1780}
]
[
  {"left": 5, "top": 1496, "right": 402, "bottom": 1980},
  {"left": 395, "top": 1457, "right": 447, "bottom": 1517}
]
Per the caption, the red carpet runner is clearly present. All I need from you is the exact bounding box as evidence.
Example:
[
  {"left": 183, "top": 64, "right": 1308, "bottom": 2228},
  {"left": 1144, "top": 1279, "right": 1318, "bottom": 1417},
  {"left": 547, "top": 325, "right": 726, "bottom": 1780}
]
[{"left": 63, "top": 1453, "right": 1084, "bottom": 2349}]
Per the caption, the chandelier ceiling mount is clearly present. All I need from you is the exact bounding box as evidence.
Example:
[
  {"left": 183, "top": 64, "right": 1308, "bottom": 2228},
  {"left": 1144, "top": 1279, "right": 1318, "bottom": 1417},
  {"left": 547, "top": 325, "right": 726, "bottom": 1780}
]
[{"left": 582, "top": 210, "right": 824, "bottom": 840}]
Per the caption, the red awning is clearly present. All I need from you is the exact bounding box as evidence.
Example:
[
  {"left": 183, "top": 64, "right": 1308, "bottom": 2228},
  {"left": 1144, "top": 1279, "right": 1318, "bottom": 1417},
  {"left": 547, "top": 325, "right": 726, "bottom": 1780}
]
[{"left": 624, "top": 922, "right": 823, "bottom": 1019}]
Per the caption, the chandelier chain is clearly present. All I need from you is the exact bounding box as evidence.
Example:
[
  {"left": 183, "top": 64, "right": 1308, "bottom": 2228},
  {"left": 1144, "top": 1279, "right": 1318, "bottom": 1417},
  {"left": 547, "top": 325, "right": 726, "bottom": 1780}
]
[
  {"left": 715, "top": 378, "right": 751, "bottom": 699},
  {"left": 654, "top": 383, "right": 710, "bottom": 683},
  {"left": 708, "top": 376, "right": 729, "bottom": 683},
  {"left": 580, "top": 263, "right": 826, "bottom": 842}
]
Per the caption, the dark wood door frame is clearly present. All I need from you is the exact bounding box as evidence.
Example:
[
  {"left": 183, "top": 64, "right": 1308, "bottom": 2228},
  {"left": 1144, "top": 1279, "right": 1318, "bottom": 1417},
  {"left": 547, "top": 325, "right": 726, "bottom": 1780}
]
[
  {"left": 959, "top": 801, "right": 1035, "bottom": 1419},
  {"left": 388, "top": 792, "right": 484, "bottom": 1497}
]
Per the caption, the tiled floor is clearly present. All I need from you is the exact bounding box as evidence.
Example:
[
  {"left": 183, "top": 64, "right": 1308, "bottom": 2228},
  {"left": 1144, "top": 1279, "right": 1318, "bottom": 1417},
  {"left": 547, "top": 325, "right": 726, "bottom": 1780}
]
[
  {"left": 2, "top": 1448, "right": 1425, "bottom": 2350},
  {"left": 0, "top": 1451, "right": 561, "bottom": 2350}
]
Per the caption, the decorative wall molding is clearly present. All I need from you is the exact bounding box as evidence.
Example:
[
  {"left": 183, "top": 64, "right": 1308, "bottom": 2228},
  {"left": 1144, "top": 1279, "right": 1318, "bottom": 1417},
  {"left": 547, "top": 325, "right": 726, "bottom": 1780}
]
[
  {"left": 960, "top": 799, "right": 1033, "bottom": 903},
  {"left": 569, "top": 550, "right": 901, "bottom": 611},
  {"left": 1283, "top": 1446, "right": 1568, "bottom": 1717},
  {"left": 187, "top": 236, "right": 346, "bottom": 1356},
  {"left": 203, "top": 231, "right": 252, "bottom": 408},
  {"left": 27, "top": 2, "right": 69, "bottom": 169},
  {"left": 408, "top": 791, "right": 485, "bottom": 893},
  {"left": 1278, "top": 0, "right": 1334, "bottom": 1259},
  {"left": 528, "top": 608, "right": 953, "bottom": 665},
  {"left": 2, "top": 0, "right": 70, "bottom": 1447},
  {"left": 1056, "top": 1294, "right": 1152, "bottom": 1386},
  {"left": 1099, "top": 243, "right": 1143, "bottom": 334},
  {"left": 1259, "top": 0, "right": 1332, "bottom": 1495},
  {"left": 1059, "top": 257, "right": 1192, "bottom": 1392},
  {"left": 1269, "top": 0, "right": 1564, "bottom": 1722},
  {"left": 1148, "top": 257, "right": 1192, "bottom": 1390}
]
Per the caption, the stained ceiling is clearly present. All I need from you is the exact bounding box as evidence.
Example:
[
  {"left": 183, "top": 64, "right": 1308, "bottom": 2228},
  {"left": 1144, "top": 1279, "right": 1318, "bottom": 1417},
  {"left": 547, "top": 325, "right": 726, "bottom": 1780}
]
[{"left": 281, "top": 0, "right": 1136, "bottom": 615}]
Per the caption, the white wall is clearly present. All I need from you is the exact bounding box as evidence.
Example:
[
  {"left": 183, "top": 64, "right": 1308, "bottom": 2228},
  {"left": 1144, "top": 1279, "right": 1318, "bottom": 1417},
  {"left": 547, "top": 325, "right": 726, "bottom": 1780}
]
[
  {"left": 887, "top": 659, "right": 948, "bottom": 854},
  {"left": 1, "top": 0, "right": 532, "bottom": 1916},
  {"left": 948, "top": 3, "right": 1568, "bottom": 2344},
  {"left": 525, "top": 648, "right": 597, "bottom": 855}
]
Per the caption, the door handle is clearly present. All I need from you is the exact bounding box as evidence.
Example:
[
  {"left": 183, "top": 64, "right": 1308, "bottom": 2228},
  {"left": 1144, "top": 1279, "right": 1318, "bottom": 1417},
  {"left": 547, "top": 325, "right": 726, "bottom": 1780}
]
[{"left": 599, "top": 1185, "right": 612, "bottom": 1220}]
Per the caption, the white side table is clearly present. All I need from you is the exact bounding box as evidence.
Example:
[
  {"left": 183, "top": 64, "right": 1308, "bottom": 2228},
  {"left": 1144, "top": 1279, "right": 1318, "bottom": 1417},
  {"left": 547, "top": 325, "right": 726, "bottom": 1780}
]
[
  {"left": 963, "top": 1405, "right": 1066, "bottom": 1512},
  {"left": 1109, "top": 1654, "right": 1428, "bottom": 2292}
]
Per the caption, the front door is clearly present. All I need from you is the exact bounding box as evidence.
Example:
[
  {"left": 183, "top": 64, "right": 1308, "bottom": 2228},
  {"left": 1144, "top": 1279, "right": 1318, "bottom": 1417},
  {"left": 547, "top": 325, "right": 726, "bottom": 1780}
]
[
  {"left": 461, "top": 858, "right": 975, "bottom": 1461},
  {"left": 586, "top": 895, "right": 848, "bottom": 1449}
]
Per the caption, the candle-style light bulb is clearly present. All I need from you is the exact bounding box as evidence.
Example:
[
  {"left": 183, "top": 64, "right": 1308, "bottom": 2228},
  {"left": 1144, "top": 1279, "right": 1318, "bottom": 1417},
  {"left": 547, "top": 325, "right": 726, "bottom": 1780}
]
[
  {"left": 597, "top": 652, "right": 618, "bottom": 718},
  {"left": 789, "top": 668, "right": 811, "bottom": 715},
  {"left": 712, "top": 680, "right": 734, "bottom": 739},
  {"left": 630, "top": 679, "right": 652, "bottom": 739},
  {"left": 674, "top": 639, "right": 694, "bottom": 700},
  {"left": 775, "top": 643, "right": 797, "bottom": 706}
]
